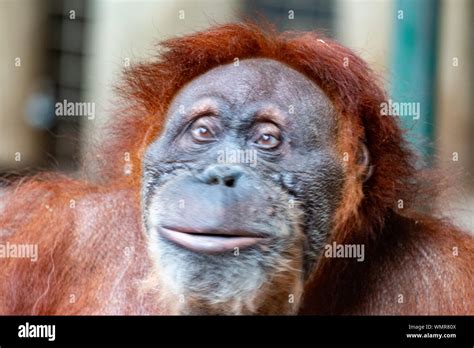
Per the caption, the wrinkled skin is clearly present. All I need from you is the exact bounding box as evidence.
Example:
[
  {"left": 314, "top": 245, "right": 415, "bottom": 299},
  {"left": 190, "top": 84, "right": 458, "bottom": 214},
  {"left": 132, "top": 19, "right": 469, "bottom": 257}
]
[{"left": 141, "top": 58, "right": 344, "bottom": 314}]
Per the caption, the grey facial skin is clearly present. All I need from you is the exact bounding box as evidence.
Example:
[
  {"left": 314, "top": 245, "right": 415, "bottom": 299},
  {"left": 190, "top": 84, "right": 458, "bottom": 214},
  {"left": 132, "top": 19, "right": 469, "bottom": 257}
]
[{"left": 141, "top": 58, "right": 344, "bottom": 314}]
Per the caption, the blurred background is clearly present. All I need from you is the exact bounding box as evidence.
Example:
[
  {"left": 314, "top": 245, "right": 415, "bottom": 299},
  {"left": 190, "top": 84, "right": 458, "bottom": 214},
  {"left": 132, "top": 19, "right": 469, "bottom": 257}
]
[{"left": 0, "top": 0, "right": 472, "bottom": 230}]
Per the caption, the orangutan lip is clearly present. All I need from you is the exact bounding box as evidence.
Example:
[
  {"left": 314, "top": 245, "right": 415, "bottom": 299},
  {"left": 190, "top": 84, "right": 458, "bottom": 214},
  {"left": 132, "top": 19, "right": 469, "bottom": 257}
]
[{"left": 158, "top": 227, "right": 268, "bottom": 253}]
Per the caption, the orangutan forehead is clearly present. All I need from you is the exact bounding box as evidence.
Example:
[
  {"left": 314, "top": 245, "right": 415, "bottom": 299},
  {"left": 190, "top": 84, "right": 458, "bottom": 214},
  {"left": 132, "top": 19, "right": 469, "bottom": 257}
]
[
  {"left": 166, "top": 58, "right": 336, "bottom": 129},
  {"left": 176, "top": 58, "right": 331, "bottom": 103}
]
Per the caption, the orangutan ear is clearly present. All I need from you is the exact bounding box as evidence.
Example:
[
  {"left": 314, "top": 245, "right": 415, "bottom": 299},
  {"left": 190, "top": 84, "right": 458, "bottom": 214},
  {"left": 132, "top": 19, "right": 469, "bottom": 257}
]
[{"left": 357, "top": 141, "right": 373, "bottom": 183}]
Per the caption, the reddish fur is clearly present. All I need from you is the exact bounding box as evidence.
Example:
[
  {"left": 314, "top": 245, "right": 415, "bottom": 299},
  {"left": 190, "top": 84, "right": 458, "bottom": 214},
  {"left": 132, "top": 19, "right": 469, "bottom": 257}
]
[{"left": 0, "top": 23, "right": 472, "bottom": 314}]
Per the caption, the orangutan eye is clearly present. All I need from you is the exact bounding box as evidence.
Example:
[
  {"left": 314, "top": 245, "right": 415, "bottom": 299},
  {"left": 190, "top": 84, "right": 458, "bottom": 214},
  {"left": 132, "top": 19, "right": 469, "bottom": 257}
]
[
  {"left": 256, "top": 133, "right": 280, "bottom": 148},
  {"left": 189, "top": 117, "right": 218, "bottom": 142},
  {"left": 253, "top": 123, "right": 282, "bottom": 149},
  {"left": 192, "top": 126, "right": 211, "bottom": 139}
]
